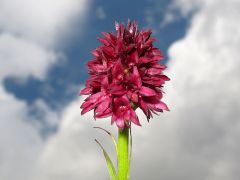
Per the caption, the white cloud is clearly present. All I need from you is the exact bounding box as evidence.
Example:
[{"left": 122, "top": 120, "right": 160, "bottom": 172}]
[
  {"left": 0, "top": 87, "right": 60, "bottom": 180},
  {"left": 159, "top": 12, "right": 176, "bottom": 28},
  {"left": 0, "top": 86, "right": 43, "bottom": 180},
  {"left": 0, "top": 0, "right": 91, "bottom": 179},
  {"left": 96, "top": 6, "right": 106, "bottom": 20},
  {"left": 35, "top": 0, "right": 240, "bottom": 180},
  {"left": 0, "top": 0, "right": 90, "bottom": 46},
  {"left": 0, "top": 33, "right": 58, "bottom": 81},
  {"left": 132, "top": 0, "right": 240, "bottom": 179},
  {"left": 0, "top": 0, "right": 91, "bottom": 82},
  {"left": 147, "top": 0, "right": 202, "bottom": 29},
  {"left": 168, "top": 0, "right": 203, "bottom": 17},
  {"left": 34, "top": 98, "right": 110, "bottom": 180}
]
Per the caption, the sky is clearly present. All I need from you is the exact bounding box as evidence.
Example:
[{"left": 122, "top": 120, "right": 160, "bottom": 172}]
[{"left": 0, "top": 0, "right": 240, "bottom": 179}]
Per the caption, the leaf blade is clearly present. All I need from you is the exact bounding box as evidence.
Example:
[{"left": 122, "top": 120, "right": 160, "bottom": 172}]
[
  {"left": 95, "top": 139, "right": 118, "bottom": 180},
  {"left": 94, "top": 126, "right": 118, "bottom": 156}
]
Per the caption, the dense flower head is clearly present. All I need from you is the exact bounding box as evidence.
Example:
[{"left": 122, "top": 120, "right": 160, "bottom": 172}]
[{"left": 80, "top": 20, "right": 170, "bottom": 129}]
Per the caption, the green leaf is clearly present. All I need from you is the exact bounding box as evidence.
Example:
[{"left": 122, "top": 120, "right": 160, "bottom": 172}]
[
  {"left": 94, "top": 126, "right": 118, "bottom": 156},
  {"left": 95, "top": 139, "right": 118, "bottom": 180}
]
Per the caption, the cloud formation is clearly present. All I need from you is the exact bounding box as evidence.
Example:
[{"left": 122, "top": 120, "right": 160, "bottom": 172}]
[
  {"left": 0, "top": 33, "right": 57, "bottom": 80},
  {"left": 132, "top": 0, "right": 240, "bottom": 179},
  {"left": 35, "top": 0, "right": 240, "bottom": 180},
  {"left": 0, "top": 0, "right": 90, "bottom": 179},
  {"left": 34, "top": 98, "right": 111, "bottom": 180},
  {"left": 0, "top": 0, "right": 89, "bottom": 45}
]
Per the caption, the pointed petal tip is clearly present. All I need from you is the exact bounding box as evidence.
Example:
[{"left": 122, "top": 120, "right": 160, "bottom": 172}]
[
  {"left": 115, "top": 21, "right": 120, "bottom": 30},
  {"left": 140, "top": 86, "right": 157, "bottom": 96},
  {"left": 155, "top": 101, "right": 169, "bottom": 111},
  {"left": 116, "top": 118, "right": 125, "bottom": 130},
  {"left": 135, "top": 121, "right": 142, "bottom": 127},
  {"left": 80, "top": 87, "right": 92, "bottom": 95},
  {"left": 81, "top": 110, "right": 86, "bottom": 115}
]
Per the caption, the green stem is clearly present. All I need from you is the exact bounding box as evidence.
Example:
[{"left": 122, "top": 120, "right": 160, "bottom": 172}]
[{"left": 117, "top": 127, "right": 129, "bottom": 180}]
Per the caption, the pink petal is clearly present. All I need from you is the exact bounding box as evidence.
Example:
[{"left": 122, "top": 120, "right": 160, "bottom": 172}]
[
  {"left": 128, "top": 50, "right": 139, "bottom": 65},
  {"left": 139, "top": 57, "right": 152, "bottom": 63},
  {"left": 159, "top": 75, "right": 170, "bottom": 81},
  {"left": 115, "top": 21, "right": 120, "bottom": 31},
  {"left": 95, "top": 100, "right": 110, "bottom": 114},
  {"left": 142, "top": 76, "right": 165, "bottom": 86},
  {"left": 127, "top": 20, "right": 138, "bottom": 35},
  {"left": 130, "top": 66, "right": 142, "bottom": 88},
  {"left": 91, "top": 49, "right": 100, "bottom": 57},
  {"left": 112, "top": 113, "right": 125, "bottom": 129},
  {"left": 146, "top": 68, "right": 163, "bottom": 75},
  {"left": 129, "top": 109, "right": 141, "bottom": 126},
  {"left": 131, "top": 92, "right": 138, "bottom": 103},
  {"left": 123, "top": 110, "right": 131, "bottom": 122},
  {"left": 80, "top": 100, "right": 91, "bottom": 109},
  {"left": 102, "top": 46, "right": 116, "bottom": 58},
  {"left": 114, "top": 96, "right": 130, "bottom": 107},
  {"left": 140, "top": 86, "right": 156, "bottom": 96},
  {"left": 102, "top": 32, "right": 116, "bottom": 45},
  {"left": 80, "top": 87, "right": 91, "bottom": 95},
  {"left": 155, "top": 101, "right": 169, "bottom": 111},
  {"left": 110, "top": 85, "right": 127, "bottom": 95},
  {"left": 98, "top": 37, "right": 110, "bottom": 46},
  {"left": 81, "top": 94, "right": 107, "bottom": 115},
  {"left": 101, "top": 77, "right": 109, "bottom": 91},
  {"left": 152, "top": 55, "right": 163, "bottom": 61},
  {"left": 112, "top": 60, "right": 124, "bottom": 82},
  {"left": 85, "top": 92, "right": 104, "bottom": 103},
  {"left": 81, "top": 103, "right": 95, "bottom": 115},
  {"left": 152, "top": 64, "right": 166, "bottom": 70},
  {"left": 111, "top": 113, "right": 117, "bottom": 125},
  {"left": 95, "top": 107, "right": 112, "bottom": 118},
  {"left": 142, "top": 30, "right": 151, "bottom": 41},
  {"left": 141, "top": 38, "right": 155, "bottom": 49},
  {"left": 139, "top": 98, "right": 150, "bottom": 119},
  {"left": 151, "top": 48, "right": 161, "bottom": 56},
  {"left": 116, "top": 118, "right": 125, "bottom": 130}
]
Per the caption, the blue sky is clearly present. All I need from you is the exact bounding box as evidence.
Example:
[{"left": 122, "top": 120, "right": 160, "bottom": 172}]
[{"left": 1, "top": 0, "right": 240, "bottom": 179}]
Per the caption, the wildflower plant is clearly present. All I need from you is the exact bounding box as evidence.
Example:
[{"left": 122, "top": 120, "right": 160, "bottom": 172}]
[{"left": 80, "top": 20, "right": 169, "bottom": 180}]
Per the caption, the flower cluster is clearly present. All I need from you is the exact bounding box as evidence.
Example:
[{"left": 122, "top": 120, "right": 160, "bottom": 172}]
[{"left": 80, "top": 20, "right": 170, "bottom": 129}]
